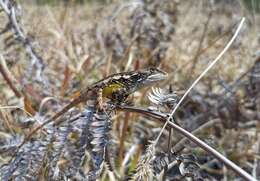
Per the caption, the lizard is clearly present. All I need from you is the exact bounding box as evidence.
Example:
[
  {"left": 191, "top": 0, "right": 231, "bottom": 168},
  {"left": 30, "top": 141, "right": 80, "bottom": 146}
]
[{"left": 17, "top": 68, "right": 168, "bottom": 150}]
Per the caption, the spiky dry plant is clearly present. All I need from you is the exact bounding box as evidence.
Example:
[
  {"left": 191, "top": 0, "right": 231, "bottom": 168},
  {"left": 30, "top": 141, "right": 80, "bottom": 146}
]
[{"left": 131, "top": 144, "right": 155, "bottom": 181}]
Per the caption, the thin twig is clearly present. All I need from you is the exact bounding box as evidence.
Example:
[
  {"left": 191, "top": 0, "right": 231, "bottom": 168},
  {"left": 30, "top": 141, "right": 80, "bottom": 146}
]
[
  {"left": 116, "top": 105, "right": 257, "bottom": 181},
  {"left": 119, "top": 112, "right": 130, "bottom": 166},
  {"left": 172, "top": 118, "right": 221, "bottom": 153},
  {"left": 169, "top": 19, "right": 238, "bottom": 82},
  {"left": 153, "top": 17, "right": 246, "bottom": 146},
  {"left": 0, "top": 54, "right": 22, "bottom": 98},
  {"left": 189, "top": 12, "right": 212, "bottom": 75},
  {"left": 167, "top": 120, "right": 256, "bottom": 181}
]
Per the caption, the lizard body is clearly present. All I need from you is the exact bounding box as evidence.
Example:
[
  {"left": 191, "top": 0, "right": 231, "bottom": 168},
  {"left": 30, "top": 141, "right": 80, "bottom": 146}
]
[{"left": 18, "top": 68, "right": 167, "bottom": 149}]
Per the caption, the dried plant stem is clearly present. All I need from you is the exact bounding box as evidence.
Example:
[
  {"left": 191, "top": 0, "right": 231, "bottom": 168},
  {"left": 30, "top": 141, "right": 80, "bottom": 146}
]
[
  {"left": 153, "top": 17, "right": 246, "bottom": 146},
  {"left": 116, "top": 105, "right": 257, "bottom": 181},
  {"left": 189, "top": 12, "right": 212, "bottom": 75},
  {"left": 172, "top": 20, "right": 238, "bottom": 78},
  {"left": 0, "top": 0, "right": 46, "bottom": 82},
  {"left": 172, "top": 118, "right": 221, "bottom": 153},
  {"left": 0, "top": 0, "right": 41, "bottom": 64},
  {"left": 166, "top": 120, "right": 256, "bottom": 181},
  {"left": 119, "top": 112, "right": 130, "bottom": 166},
  {"left": 0, "top": 55, "right": 22, "bottom": 98}
]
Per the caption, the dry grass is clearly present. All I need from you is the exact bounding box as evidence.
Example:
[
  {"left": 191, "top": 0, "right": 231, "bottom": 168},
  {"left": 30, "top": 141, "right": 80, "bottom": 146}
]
[{"left": 0, "top": 0, "right": 259, "bottom": 180}]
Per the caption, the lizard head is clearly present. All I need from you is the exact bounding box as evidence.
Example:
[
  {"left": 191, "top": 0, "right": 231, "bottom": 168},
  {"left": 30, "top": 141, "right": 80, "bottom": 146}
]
[
  {"left": 102, "top": 68, "right": 168, "bottom": 103},
  {"left": 129, "top": 68, "right": 168, "bottom": 91}
]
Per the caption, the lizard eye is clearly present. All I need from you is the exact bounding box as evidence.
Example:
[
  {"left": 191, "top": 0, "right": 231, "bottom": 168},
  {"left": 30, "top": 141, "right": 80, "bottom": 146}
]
[
  {"left": 149, "top": 67, "right": 167, "bottom": 75},
  {"left": 150, "top": 67, "right": 157, "bottom": 72},
  {"left": 131, "top": 74, "right": 143, "bottom": 82}
]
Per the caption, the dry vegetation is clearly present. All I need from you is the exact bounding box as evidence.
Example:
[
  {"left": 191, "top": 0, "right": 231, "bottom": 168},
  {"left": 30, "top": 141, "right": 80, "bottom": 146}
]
[{"left": 0, "top": 0, "right": 259, "bottom": 180}]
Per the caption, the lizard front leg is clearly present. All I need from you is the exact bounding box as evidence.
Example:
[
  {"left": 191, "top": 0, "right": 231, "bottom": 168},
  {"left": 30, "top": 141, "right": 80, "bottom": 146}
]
[{"left": 97, "top": 88, "right": 105, "bottom": 110}]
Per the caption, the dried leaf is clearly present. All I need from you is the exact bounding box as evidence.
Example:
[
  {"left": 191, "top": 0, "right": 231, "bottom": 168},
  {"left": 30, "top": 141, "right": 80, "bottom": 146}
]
[
  {"left": 24, "top": 95, "right": 36, "bottom": 115},
  {"left": 60, "top": 65, "right": 71, "bottom": 97}
]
